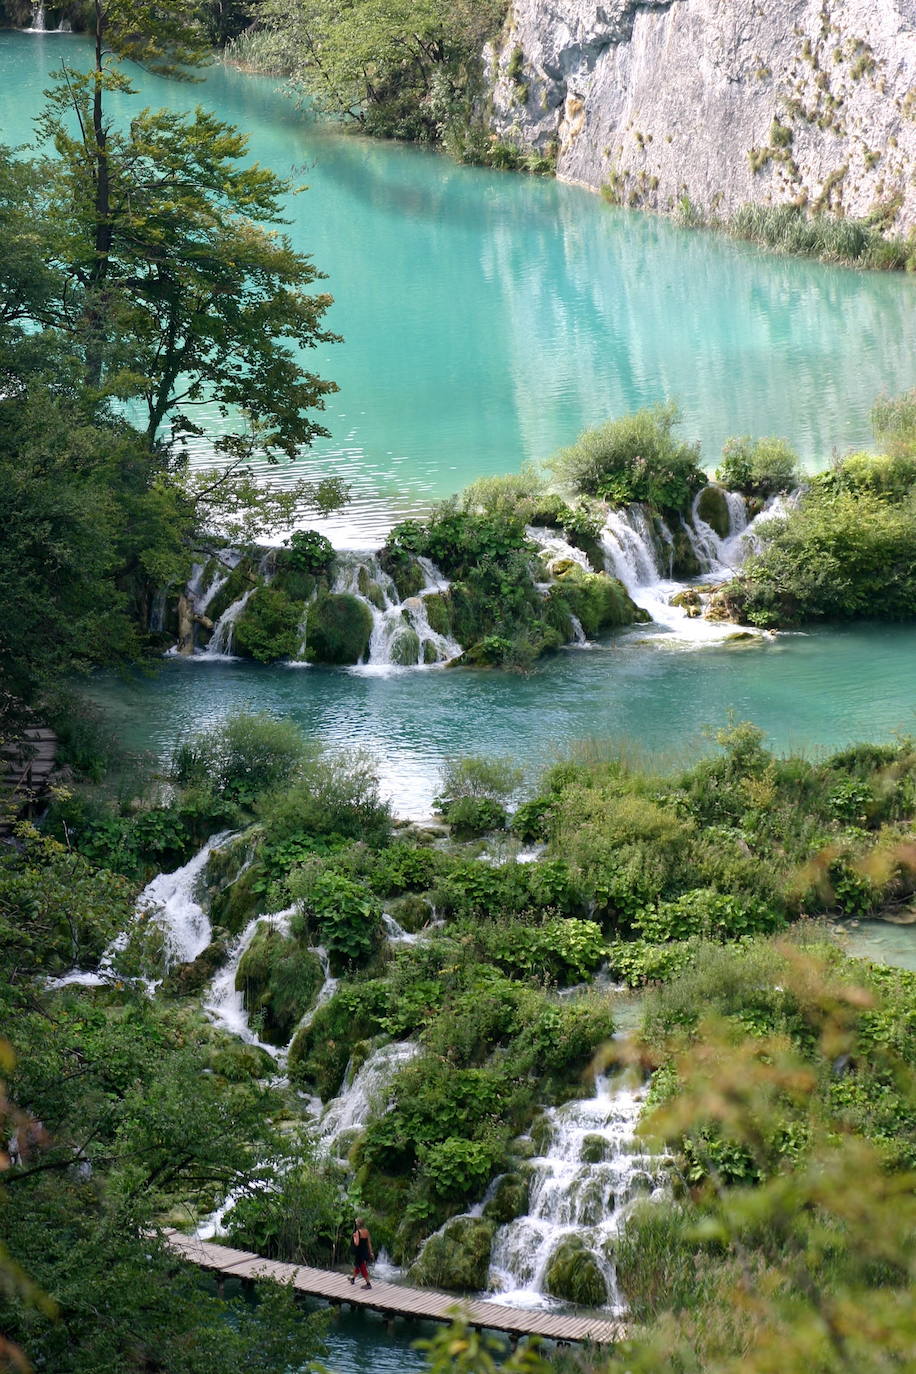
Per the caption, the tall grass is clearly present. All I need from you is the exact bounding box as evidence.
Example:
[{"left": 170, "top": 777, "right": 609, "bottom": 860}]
[{"left": 728, "top": 203, "right": 914, "bottom": 270}]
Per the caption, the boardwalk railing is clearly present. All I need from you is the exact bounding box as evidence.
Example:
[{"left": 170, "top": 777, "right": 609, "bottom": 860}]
[{"left": 164, "top": 1230, "right": 625, "bottom": 1346}]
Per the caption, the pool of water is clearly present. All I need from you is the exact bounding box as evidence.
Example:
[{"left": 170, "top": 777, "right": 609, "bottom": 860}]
[
  {"left": 838, "top": 920, "right": 916, "bottom": 973},
  {"left": 85, "top": 623, "right": 915, "bottom": 814},
  {"left": 4, "top": 32, "right": 916, "bottom": 542}
]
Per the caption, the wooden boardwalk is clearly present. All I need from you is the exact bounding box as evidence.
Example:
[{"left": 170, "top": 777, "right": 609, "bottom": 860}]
[{"left": 164, "top": 1230, "right": 625, "bottom": 1346}]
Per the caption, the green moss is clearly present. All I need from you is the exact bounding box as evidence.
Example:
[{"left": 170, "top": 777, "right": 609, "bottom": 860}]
[
  {"left": 235, "top": 926, "right": 324, "bottom": 1045},
  {"left": 379, "top": 550, "right": 425, "bottom": 600},
  {"left": 670, "top": 588, "right": 702, "bottom": 618},
  {"left": 305, "top": 593, "right": 373, "bottom": 664},
  {"left": 482, "top": 1172, "right": 529, "bottom": 1224},
  {"left": 208, "top": 1037, "right": 278, "bottom": 1081},
  {"left": 161, "top": 936, "right": 228, "bottom": 996},
  {"left": 581, "top": 1134, "right": 610, "bottom": 1164},
  {"left": 423, "top": 592, "right": 452, "bottom": 638},
  {"left": 544, "top": 1234, "right": 608, "bottom": 1306},
  {"left": 549, "top": 569, "right": 643, "bottom": 638},
  {"left": 696, "top": 485, "right": 731, "bottom": 539},
  {"left": 408, "top": 1215, "right": 495, "bottom": 1292},
  {"left": 422, "top": 640, "right": 439, "bottom": 664},
  {"left": 670, "top": 527, "right": 702, "bottom": 579},
  {"left": 208, "top": 859, "right": 267, "bottom": 937},
  {"left": 205, "top": 558, "right": 256, "bottom": 625},
  {"left": 234, "top": 585, "right": 301, "bottom": 662},
  {"left": 390, "top": 626, "right": 420, "bottom": 666}
]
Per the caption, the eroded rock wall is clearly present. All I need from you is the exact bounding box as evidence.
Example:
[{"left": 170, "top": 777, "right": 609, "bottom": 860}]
[{"left": 487, "top": 0, "right": 916, "bottom": 231}]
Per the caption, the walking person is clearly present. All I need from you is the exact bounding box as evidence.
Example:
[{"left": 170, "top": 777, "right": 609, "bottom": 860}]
[{"left": 349, "top": 1217, "right": 374, "bottom": 1289}]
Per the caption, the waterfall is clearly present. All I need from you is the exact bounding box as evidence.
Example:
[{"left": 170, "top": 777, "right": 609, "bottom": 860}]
[
  {"left": 319, "top": 1041, "right": 419, "bottom": 1154},
  {"left": 25, "top": 3, "right": 46, "bottom": 30},
  {"left": 148, "top": 588, "right": 167, "bottom": 633},
  {"left": 202, "top": 587, "right": 253, "bottom": 657},
  {"left": 136, "top": 832, "right": 233, "bottom": 968},
  {"left": 598, "top": 500, "right": 777, "bottom": 642},
  {"left": 57, "top": 16, "right": 71, "bottom": 29},
  {"left": 486, "top": 1075, "right": 666, "bottom": 1311},
  {"left": 203, "top": 910, "right": 291, "bottom": 1054},
  {"left": 382, "top": 911, "right": 419, "bottom": 945},
  {"left": 332, "top": 552, "right": 462, "bottom": 668},
  {"left": 525, "top": 526, "right": 593, "bottom": 577}
]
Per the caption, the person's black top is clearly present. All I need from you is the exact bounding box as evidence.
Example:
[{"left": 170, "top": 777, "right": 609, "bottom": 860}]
[{"left": 352, "top": 1229, "right": 371, "bottom": 1261}]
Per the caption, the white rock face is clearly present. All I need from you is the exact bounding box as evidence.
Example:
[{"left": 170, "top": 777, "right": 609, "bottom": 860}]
[{"left": 487, "top": 0, "right": 916, "bottom": 232}]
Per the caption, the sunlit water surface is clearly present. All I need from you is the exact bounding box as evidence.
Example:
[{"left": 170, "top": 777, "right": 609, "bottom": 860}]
[
  {"left": 4, "top": 31, "right": 916, "bottom": 542},
  {"left": 87, "top": 625, "right": 915, "bottom": 816}
]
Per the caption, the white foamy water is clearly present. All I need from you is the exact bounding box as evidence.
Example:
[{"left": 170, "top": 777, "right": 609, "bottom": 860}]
[
  {"left": 320, "top": 1041, "right": 419, "bottom": 1154},
  {"left": 486, "top": 1074, "right": 666, "bottom": 1312},
  {"left": 135, "top": 832, "right": 233, "bottom": 967}
]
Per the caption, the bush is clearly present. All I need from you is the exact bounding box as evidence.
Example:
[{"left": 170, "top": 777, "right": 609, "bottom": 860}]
[
  {"left": 258, "top": 749, "right": 391, "bottom": 852},
  {"left": 289, "top": 865, "right": 383, "bottom": 971},
  {"left": 305, "top": 593, "right": 373, "bottom": 664},
  {"left": 422, "top": 1136, "right": 500, "bottom": 1200},
  {"left": 233, "top": 585, "right": 302, "bottom": 662},
  {"left": 634, "top": 888, "right": 782, "bottom": 942},
  {"left": 284, "top": 528, "right": 335, "bottom": 575},
  {"left": 441, "top": 796, "right": 508, "bottom": 837},
  {"left": 729, "top": 481, "right": 916, "bottom": 627},
  {"left": 171, "top": 713, "right": 310, "bottom": 805},
  {"left": 716, "top": 436, "right": 800, "bottom": 497},
  {"left": 548, "top": 403, "right": 706, "bottom": 511}
]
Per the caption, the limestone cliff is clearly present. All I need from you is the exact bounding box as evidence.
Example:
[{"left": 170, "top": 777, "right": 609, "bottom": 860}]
[{"left": 486, "top": 0, "right": 916, "bottom": 232}]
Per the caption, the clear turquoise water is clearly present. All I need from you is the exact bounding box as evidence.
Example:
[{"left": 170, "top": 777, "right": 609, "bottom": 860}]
[
  {"left": 85, "top": 625, "right": 916, "bottom": 815},
  {"left": 4, "top": 31, "right": 916, "bottom": 542}
]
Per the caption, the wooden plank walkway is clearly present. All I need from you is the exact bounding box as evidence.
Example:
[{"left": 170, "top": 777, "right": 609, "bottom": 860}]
[{"left": 163, "top": 1230, "right": 625, "bottom": 1346}]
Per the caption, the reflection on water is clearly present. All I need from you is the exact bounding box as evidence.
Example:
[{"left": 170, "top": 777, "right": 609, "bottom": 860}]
[
  {"left": 838, "top": 920, "right": 916, "bottom": 973},
  {"left": 84, "top": 624, "right": 916, "bottom": 817},
  {"left": 4, "top": 33, "right": 916, "bottom": 541}
]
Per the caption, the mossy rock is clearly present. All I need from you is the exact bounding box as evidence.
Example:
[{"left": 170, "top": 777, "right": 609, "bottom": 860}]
[
  {"left": 408, "top": 1216, "right": 496, "bottom": 1292},
  {"left": 234, "top": 585, "right": 301, "bottom": 662},
  {"left": 306, "top": 593, "right": 373, "bottom": 664},
  {"left": 696, "top": 484, "right": 731, "bottom": 539},
  {"left": 509, "top": 1135, "right": 536, "bottom": 1161},
  {"left": 379, "top": 550, "right": 425, "bottom": 600},
  {"left": 581, "top": 1133, "right": 611, "bottom": 1164},
  {"left": 161, "top": 935, "right": 228, "bottom": 997},
  {"left": 272, "top": 562, "right": 319, "bottom": 603},
  {"left": 235, "top": 926, "right": 324, "bottom": 1046},
  {"left": 670, "top": 588, "right": 702, "bottom": 618},
  {"left": 482, "top": 1173, "right": 529, "bottom": 1225},
  {"left": 390, "top": 627, "right": 420, "bottom": 666},
  {"left": 529, "top": 1114, "right": 551, "bottom": 1155},
  {"left": 366, "top": 581, "right": 387, "bottom": 611},
  {"left": 208, "top": 1037, "right": 277, "bottom": 1082},
  {"left": 422, "top": 640, "right": 439, "bottom": 664},
  {"left": 548, "top": 570, "right": 643, "bottom": 639},
  {"left": 670, "top": 528, "right": 702, "bottom": 579},
  {"left": 387, "top": 893, "right": 431, "bottom": 934},
  {"left": 544, "top": 1235, "right": 608, "bottom": 1307},
  {"left": 208, "top": 859, "right": 267, "bottom": 937},
  {"left": 423, "top": 592, "right": 452, "bottom": 638},
  {"left": 206, "top": 558, "right": 257, "bottom": 626},
  {"left": 110, "top": 914, "right": 167, "bottom": 982}
]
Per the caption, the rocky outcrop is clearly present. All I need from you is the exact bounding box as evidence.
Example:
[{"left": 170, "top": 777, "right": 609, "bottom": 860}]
[{"left": 487, "top": 0, "right": 916, "bottom": 232}]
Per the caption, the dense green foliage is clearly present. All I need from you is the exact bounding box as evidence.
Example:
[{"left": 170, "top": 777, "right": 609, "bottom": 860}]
[
  {"left": 227, "top": 0, "right": 506, "bottom": 156},
  {"left": 719, "top": 443, "right": 916, "bottom": 627},
  {"left": 715, "top": 435, "right": 800, "bottom": 498},
  {"left": 727, "top": 202, "right": 916, "bottom": 271},
  {"left": 548, "top": 403, "right": 706, "bottom": 511}
]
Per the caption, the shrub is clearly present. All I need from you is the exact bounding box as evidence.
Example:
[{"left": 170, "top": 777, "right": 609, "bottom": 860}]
[
  {"left": 289, "top": 865, "right": 383, "bottom": 971},
  {"left": 258, "top": 749, "right": 391, "bottom": 850},
  {"left": 716, "top": 436, "right": 800, "bottom": 497},
  {"left": 548, "top": 403, "right": 706, "bottom": 511},
  {"left": 233, "top": 585, "right": 301, "bottom": 662},
  {"left": 305, "top": 592, "right": 373, "bottom": 664},
  {"left": 634, "top": 889, "right": 782, "bottom": 942},
  {"left": 284, "top": 528, "right": 335, "bottom": 575},
  {"left": 171, "top": 713, "right": 310, "bottom": 805},
  {"left": 441, "top": 795, "right": 508, "bottom": 837},
  {"left": 421, "top": 1136, "right": 500, "bottom": 1200},
  {"left": 872, "top": 388, "right": 916, "bottom": 457}
]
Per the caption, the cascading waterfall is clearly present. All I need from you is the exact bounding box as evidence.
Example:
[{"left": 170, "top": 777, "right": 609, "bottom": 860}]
[
  {"left": 598, "top": 494, "right": 785, "bottom": 641},
  {"left": 331, "top": 552, "right": 461, "bottom": 667},
  {"left": 202, "top": 587, "right": 254, "bottom": 657},
  {"left": 487, "top": 1074, "right": 667, "bottom": 1311},
  {"left": 136, "top": 831, "right": 234, "bottom": 968},
  {"left": 25, "top": 3, "right": 46, "bottom": 30},
  {"left": 319, "top": 1041, "right": 418, "bottom": 1156},
  {"left": 204, "top": 910, "right": 291, "bottom": 1053}
]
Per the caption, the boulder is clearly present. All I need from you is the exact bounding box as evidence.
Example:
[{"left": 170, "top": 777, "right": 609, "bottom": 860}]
[
  {"left": 482, "top": 1172, "right": 530, "bottom": 1225},
  {"left": 306, "top": 593, "right": 374, "bottom": 664},
  {"left": 696, "top": 484, "right": 731, "bottom": 539},
  {"left": 544, "top": 1234, "right": 608, "bottom": 1307},
  {"left": 408, "top": 1216, "right": 496, "bottom": 1292}
]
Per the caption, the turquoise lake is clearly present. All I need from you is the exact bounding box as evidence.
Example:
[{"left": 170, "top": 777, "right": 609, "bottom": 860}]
[{"left": 4, "top": 29, "right": 916, "bottom": 542}]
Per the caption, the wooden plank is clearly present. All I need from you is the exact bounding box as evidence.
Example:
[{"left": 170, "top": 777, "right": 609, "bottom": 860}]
[{"left": 162, "top": 1233, "right": 624, "bottom": 1345}]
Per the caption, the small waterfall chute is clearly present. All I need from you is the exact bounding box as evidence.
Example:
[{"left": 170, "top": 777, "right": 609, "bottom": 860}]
[
  {"left": 25, "top": 3, "right": 46, "bottom": 30},
  {"left": 486, "top": 1074, "right": 667, "bottom": 1311},
  {"left": 202, "top": 587, "right": 253, "bottom": 658},
  {"left": 203, "top": 910, "right": 292, "bottom": 1055},
  {"left": 136, "top": 831, "right": 233, "bottom": 968},
  {"left": 319, "top": 1041, "right": 418, "bottom": 1155}
]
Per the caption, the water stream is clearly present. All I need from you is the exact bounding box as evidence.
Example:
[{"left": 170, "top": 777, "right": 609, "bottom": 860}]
[{"left": 487, "top": 1076, "right": 664, "bottom": 1311}]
